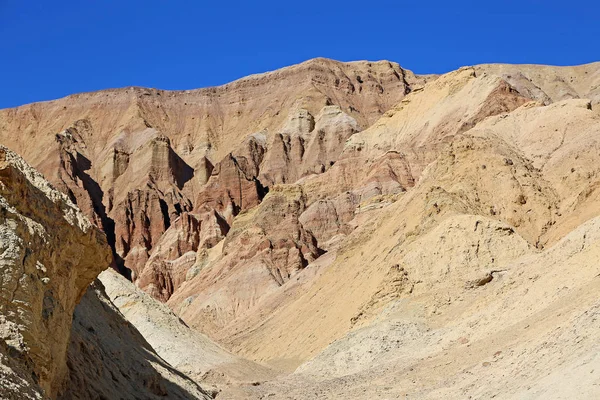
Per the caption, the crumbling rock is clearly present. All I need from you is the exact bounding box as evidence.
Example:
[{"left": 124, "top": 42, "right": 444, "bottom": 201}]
[{"left": 0, "top": 146, "right": 111, "bottom": 398}]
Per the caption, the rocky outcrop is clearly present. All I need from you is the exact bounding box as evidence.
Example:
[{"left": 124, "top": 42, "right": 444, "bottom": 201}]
[
  {"left": 222, "top": 185, "right": 323, "bottom": 282},
  {"left": 2, "top": 59, "right": 600, "bottom": 399},
  {"left": 259, "top": 130, "right": 305, "bottom": 186},
  {"left": 35, "top": 123, "right": 103, "bottom": 229},
  {"left": 110, "top": 133, "right": 194, "bottom": 193},
  {"left": 109, "top": 133, "right": 194, "bottom": 280},
  {"left": 164, "top": 64, "right": 599, "bottom": 370},
  {"left": 169, "top": 185, "right": 324, "bottom": 336},
  {"left": 298, "top": 191, "right": 359, "bottom": 247},
  {"left": 112, "top": 186, "right": 192, "bottom": 280},
  {"left": 0, "top": 146, "right": 112, "bottom": 398},
  {"left": 0, "top": 145, "right": 212, "bottom": 399},
  {"left": 298, "top": 68, "right": 532, "bottom": 209},
  {"left": 138, "top": 211, "right": 229, "bottom": 302},
  {"left": 301, "top": 105, "right": 360, "bottom": 173},
  {"left": 259, "top": 106, "right": 360, "bottom": 186},
  {"left": 195, "top": 135, "right": 268, "bottom": 224},
  {"left": 0, "top": 59, "right": 418, "bottom": 303}
]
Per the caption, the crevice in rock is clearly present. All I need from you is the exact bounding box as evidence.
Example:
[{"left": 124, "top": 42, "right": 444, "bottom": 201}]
[
  {"left": 159, "top": 198, "right": 171, "bottom": 230},
  {"left": 64, "top": 149, "right": 130, "bottom": 279},
  {"left": 254, "top": 177, "right": 269, "bottom": 201}
]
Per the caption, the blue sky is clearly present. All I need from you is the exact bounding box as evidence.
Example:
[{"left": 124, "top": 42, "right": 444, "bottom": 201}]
[{"left": 0, "top": 0, "right": 598, "bottom": 108}]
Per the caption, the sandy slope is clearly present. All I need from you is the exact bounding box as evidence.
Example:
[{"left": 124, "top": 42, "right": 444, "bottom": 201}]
[
  {"left": 99, "top": 269, "right": 275, "bottom": 391},
  {"left": 226, "top": 214, "right": 600, "bottom": 399}
]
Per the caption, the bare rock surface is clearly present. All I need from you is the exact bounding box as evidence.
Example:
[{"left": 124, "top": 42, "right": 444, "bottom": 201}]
[
  {"left": 0, "top": 58, "right": 422, "bottom": 294},
  {"left": 0, "top": 146, "right": 111, "bottom": 398},
  {"left": 232, "top": 215, "right": 600, "bottom": 399},
  {"left": 0, "top": 145, "right": 212, "bottom": 400},
  {"left": 169, "top": 184, "right": 323, "bottom": 337}
]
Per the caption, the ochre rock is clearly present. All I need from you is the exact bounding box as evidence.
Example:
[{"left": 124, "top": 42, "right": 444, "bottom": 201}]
[{"left": 0, "top": 146, "right": 111, "bottom": 398}]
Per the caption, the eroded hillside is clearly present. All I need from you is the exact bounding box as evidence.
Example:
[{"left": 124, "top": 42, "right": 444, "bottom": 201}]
[{"left": 1, "top": 58, "right": 600, "bottom": 399}]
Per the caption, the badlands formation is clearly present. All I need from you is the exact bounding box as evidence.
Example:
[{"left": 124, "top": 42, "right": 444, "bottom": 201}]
[{"left": 0, "top": 57, "right": 600, "bottom": 399}]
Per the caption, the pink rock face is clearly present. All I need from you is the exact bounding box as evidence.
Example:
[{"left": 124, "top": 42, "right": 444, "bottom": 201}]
[
  {"left": 259, "top": 106, "right": 361, "bottom": 186},
  {"left": 223, "top": 185, "right": 323, "bottom": 285},
  {"left": 195, "top": 136, "right": 268, "bottom": 224},
  {"left": 107, "top": 133, "right": 194, "bottom": 280},
  {"left": 111, "top": 186, "right": 192, "bottom": 277},
  {"left": 195, "top": 154, "right": 266, "bottom": 223},
  {"left": 259, "top": 132, "right": 305, "bottom": 185},
  {"left": 169, "top": 185, "right": 325, "bottom": 335},
  {"left": 299, "top": 191, "right": 360, "bottom": 247},
  {"left": 0, "top": 59, "right": 427, "bottom": 304},
  {"left": 36, "top": 123, "right": 104, "bottom": 229},
  {"left": 137, "top": 211, "right": 229, "bottom": 301}
]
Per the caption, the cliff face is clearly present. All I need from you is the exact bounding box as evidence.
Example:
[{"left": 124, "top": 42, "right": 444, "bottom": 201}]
[
  {"left": 0, "top": 146, "right": 111, "bottom": 398},
  {"left": 0, "top": 58, "right": 428, "bottom": 295}
]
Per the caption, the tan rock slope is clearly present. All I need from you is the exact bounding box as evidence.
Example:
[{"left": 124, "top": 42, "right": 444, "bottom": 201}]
[
  {"left": 61, "top": 280, "right": 211, "bottom": 400},
  {"left": 236, "top": 213, "right": 600, "bottom": 399},
  {"left": 98, "top": 269, "right": 275, "bottom": 390},
  {"left": 1, "top": 58, "right": 600, "bottom": 399}
]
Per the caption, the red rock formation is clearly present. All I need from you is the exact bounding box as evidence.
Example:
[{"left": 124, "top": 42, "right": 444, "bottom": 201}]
[
  {"left": 222, "top": 185, "right": 323, "bottom": 282},
  {"left": 0, "top": 59, "right": 424, "bottom": 301},
  {"left": 138, "top": 211, "right": 229, "bottom": 301},
  {"left": 108, "top": 133, "right": 194, "bottom": 279},
  {"left": 195, "top": 135, "right": 268, "bottom": 224}
]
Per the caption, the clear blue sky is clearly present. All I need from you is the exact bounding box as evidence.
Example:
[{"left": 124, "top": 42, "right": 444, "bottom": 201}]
[{"left": 1, "top": 0, "right": 598, "bottom": 109}]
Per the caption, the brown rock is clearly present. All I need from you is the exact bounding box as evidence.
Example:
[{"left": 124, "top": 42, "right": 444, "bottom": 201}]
[
  {"left": 222, "top": 184, "right": 323, "bottom": 283},
  {"left": 138, "top": 211, "right": 229, "bottom": 301},
  {"left": 1, "top": 59, "right": 600, "bottom": 400},
  {"left": 0, "top": 58, "right": 426, "bottom": 303},
  {"left": 195, "top": 150, "right": 267, "bottom": 224},
  {"left": 259, "top": 106, "right": 360, "bottom": 186},
  {"left": 170, "top": 185, "right": 324, "bottom": 335},
  {"left": 299, "top": 191, "right": 359, "bottom": 246}
]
